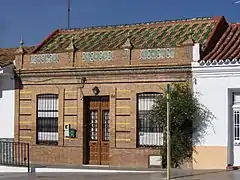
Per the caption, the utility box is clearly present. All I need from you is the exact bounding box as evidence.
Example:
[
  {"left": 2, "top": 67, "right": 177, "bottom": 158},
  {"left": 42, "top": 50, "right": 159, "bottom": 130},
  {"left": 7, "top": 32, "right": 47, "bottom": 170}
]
[
  {"left": 69, "top": 128, "right": 77, "bottom": 138},
  {"left": 148, "top": 155, "right": 162, "bottom": 168}
]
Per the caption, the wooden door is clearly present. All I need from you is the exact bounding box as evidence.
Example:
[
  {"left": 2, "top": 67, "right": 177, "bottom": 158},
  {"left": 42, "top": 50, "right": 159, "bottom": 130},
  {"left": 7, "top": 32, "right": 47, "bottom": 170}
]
[{"left": 87, "top": 96, "right": 110, "bottom": 165}]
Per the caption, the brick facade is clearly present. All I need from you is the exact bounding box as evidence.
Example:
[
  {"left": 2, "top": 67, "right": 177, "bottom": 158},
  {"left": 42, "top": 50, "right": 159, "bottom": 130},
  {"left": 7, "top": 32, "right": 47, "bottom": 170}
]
[{"left": 14, "top": 43, "right": 193, "bottom": 168}]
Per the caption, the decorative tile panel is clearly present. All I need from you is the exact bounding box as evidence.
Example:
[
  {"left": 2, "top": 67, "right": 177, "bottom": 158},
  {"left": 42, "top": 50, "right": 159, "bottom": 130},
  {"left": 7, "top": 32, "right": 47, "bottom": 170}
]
[
  {"left": 140, "top": 48, "right": 174, "bottom": 60},
  {"left": 30, "top": 54, "right": 59, "bottom": 64},
  {"left": 82, "top": 51, "right": 114, "bottom": 61}
]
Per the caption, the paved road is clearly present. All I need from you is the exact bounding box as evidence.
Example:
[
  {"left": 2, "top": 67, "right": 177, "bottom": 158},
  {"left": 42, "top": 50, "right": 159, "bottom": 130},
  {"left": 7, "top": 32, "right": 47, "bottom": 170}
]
[{"left": 0, "top": 170, "right": 240, "bottom": 180}]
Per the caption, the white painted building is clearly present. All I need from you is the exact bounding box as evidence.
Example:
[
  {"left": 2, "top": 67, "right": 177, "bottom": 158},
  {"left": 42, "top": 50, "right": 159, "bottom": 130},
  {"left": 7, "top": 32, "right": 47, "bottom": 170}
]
[
  {"left": 192, "top": 24, "right": 240, "bottom": 169},
  {"left": 0, "top": 49, "right": 16, "bottom": 142},
  {"left": 0, "top": 64, "right": 15, "bottom": 141},
  {"left": 0, "top": 46, "right": 34, "bottom": 143}
]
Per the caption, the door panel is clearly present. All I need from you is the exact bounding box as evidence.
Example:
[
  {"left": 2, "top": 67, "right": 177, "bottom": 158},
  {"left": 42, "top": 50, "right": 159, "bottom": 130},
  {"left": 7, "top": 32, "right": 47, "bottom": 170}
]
[
  {"left": 89, "top": 142, "right": 99, "bottom": 165},
  {"left": 101, "top": 110, "right": 110, "bottom": 165},
  {"left": 100, "top": 142, "right": 109, "bottom": 165},
  {"left": 86, "top": 96, "right": 110, "bottom": 165},
  {"left": 89, "top": 110, "right": 99, "bottom": 165}
]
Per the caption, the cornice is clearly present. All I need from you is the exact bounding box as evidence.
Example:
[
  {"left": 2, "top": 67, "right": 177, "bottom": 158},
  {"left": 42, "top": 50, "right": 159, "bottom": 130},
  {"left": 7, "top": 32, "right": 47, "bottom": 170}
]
[{"left": 17, "top": 65, "right": 191, "bottom": 78}]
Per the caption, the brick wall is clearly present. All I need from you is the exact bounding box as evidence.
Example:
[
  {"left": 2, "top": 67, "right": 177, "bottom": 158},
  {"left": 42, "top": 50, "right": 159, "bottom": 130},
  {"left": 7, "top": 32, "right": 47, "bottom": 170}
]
[
  {"left": 14, "top": 44, "right": 193, "bottom": 168},
  {"left": 16, "top": 45, "right": 192, "bottom": 70}
]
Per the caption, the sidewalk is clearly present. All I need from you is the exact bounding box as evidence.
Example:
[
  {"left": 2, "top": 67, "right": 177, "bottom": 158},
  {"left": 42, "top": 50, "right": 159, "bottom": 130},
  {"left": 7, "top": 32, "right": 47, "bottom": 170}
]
[
  {"left": 1, "top": 164, "right": 236, "bottom": 179},
  {"left": 0, "top": 169, "right": 238, "bottom": 180}
]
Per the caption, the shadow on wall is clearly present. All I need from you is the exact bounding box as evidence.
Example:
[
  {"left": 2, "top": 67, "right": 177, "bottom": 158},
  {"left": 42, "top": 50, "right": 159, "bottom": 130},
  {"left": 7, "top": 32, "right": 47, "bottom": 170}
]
[{"left": 0, "top": 64, "right": 23, "bottom": 98}]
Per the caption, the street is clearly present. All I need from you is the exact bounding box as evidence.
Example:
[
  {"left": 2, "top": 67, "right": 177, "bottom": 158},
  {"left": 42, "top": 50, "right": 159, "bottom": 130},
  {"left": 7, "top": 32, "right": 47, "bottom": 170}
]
[{"left": 0, "top": 170, "right": 240, "bottom": 180}]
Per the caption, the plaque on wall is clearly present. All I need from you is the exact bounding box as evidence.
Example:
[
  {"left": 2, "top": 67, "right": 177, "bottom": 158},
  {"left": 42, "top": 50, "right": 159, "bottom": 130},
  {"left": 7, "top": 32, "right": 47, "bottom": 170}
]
[{"left": 148, "top": 155, "right": 162, "bottom": 167}]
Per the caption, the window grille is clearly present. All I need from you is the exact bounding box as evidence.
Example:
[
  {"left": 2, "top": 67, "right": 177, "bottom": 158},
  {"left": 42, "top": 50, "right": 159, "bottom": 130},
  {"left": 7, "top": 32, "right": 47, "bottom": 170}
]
[
  {"left": 90, "top": 110, "right": 98, "bottom": 141},
  {"left": 36, "top": 94, "right": 58, "bottom": 145},
  {"left": 137, "top": 93, "right": 162, "bottom": 147},
  {"left": 102, "top": 110, "right": 110, "bottom": 141},
  {"left": 233, "top": 93, "right": 240, "bottom": 145}
]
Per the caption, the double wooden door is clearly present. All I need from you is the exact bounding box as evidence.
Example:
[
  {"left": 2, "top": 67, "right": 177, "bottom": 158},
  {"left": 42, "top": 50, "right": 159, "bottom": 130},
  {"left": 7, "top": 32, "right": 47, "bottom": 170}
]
[{"left": 84, "top": 96, "right": 110, "bottom": 165}]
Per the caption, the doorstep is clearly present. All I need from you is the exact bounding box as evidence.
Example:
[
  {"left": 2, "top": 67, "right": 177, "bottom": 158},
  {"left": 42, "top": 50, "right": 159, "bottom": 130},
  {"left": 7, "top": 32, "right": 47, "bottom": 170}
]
[{"left": 29, "top": 164, "right": 163, "bottom": 173}]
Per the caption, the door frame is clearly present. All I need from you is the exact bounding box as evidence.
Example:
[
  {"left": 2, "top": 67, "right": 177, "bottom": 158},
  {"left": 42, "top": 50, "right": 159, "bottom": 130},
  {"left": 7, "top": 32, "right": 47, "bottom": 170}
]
[{"left": 83, "top": 96, "right": 110, "bottom": 165}]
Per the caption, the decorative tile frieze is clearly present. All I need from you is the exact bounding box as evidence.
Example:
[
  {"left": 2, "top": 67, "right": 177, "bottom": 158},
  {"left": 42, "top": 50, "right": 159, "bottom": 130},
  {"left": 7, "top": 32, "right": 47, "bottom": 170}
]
[
  {"left": 199, "top": 58, "right": 240, "bottom": 66},
  {"left": 82, "top": 51, "right": 114, "bottom": 62},
  {"left": 140, "top": 48, "right": 174, "bottom": 60},
  {"left": 30, "top": 54, "right": 59, "bottom": 64}
]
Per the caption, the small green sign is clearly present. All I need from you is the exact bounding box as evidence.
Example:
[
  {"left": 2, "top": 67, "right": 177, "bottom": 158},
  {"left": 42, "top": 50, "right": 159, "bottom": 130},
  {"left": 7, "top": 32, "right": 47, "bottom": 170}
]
[{"left": 69, "top": 129, "right": 77, "bottom": 138}]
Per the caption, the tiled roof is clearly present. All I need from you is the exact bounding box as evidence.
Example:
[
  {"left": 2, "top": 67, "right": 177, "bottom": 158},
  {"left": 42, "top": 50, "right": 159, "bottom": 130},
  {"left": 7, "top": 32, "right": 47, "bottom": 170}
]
[
  {"left": 0, "top": 46, "right": 35, "bottom": 67},
  {"left": 33, "top": 16, "right": 224, "bottom": 54},
  {"left": 202, "top": 24, "right": 240, "bottom": 61}
]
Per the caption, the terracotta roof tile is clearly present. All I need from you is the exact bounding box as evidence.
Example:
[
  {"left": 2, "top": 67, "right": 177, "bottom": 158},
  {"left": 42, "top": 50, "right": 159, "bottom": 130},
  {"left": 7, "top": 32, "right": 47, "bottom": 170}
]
[
  {"left": 0, "top": 46, "right": 35, "bottom": 67},
  {"left": 33, "top": 16, "right": 223, "bottom": 54},
  {"left": 202, "top": 24, "right": 240, "bottom": 61}
]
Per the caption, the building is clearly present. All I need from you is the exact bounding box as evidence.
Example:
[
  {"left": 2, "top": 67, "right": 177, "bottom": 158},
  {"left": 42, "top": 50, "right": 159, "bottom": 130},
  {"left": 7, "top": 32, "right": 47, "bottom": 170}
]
[
  {"left": 14, "top": 16, "right": 228, "bottom": 168},
  {"left": 192, "top": 23, "right": 240, "bottom": 169},
  {"left": 0, "top": 48, "right": 17, "bottom": 142},
  {"left": 0, "top": 46, "right": 35, "bottom": 167},
  {"left": 0, "top": 46, "right": 35, "bottom": 142}
]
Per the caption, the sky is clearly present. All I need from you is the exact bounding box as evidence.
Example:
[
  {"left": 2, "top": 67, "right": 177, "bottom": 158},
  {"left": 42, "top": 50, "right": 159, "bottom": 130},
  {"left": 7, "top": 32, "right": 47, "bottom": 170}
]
[{"left": 0, "top": 0, "right": 239, "bottom": 48}]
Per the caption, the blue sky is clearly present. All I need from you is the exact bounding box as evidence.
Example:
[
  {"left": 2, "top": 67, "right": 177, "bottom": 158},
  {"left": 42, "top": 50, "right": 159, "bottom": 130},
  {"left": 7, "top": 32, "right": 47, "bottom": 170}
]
[{"left": 0, "top": 0, "right": 239, "bottom": 48}]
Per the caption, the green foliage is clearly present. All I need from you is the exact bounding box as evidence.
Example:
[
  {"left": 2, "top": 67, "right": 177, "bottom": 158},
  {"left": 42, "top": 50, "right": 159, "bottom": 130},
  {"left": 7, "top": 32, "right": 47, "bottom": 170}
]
[{"left": 150, "top": 82, "right": 215, "bottom": 168}]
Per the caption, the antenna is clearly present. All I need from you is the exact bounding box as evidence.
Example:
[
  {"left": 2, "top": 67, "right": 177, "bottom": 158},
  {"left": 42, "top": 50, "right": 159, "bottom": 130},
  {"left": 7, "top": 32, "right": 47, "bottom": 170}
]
[{"left": 68, "top": 0, "right": 70, "bottom": 29}]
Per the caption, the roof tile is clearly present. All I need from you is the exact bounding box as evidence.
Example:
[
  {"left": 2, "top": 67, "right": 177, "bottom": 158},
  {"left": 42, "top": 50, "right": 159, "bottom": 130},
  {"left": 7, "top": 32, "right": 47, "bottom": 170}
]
[
  {"left": 202, "top": 24, "right": 240, "bottom": 61},
  {"left": 33, "top": 17, "right": 221, "bottom": 54},
  {"left": 0, "top": 46, "right": 35, "bottom": 67}
]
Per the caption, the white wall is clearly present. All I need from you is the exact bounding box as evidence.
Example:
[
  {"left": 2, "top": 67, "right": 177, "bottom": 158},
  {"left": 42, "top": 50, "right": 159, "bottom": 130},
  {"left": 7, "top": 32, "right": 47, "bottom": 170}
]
[
  {"left": 0, "top": 64, "right": 15, "bottom": 139},
  {"left": 192, "top": 62, "right": 240, "bottom": 146}
]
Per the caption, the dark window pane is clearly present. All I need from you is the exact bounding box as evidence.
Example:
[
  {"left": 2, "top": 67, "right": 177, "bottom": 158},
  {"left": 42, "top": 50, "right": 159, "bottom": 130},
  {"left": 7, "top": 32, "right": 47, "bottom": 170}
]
[{"left": 36, "top": 94, "right": 58, "bottom": 145}]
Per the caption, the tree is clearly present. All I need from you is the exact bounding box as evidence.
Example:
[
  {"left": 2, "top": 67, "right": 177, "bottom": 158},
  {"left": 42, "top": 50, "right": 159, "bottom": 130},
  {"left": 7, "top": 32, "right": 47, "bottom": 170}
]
[{"left": 150, "top": 82, "right": 215, "bottom": 168}]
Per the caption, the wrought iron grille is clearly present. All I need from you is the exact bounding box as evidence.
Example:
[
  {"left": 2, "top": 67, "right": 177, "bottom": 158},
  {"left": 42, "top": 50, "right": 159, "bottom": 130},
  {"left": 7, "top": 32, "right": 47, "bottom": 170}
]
[
  {"left": 36, "top": 94, "right": 58, "bottom": 145},
  {"left": 232, "top": 93, "right": 240, "bottom": 145},
  {"left": 137, "top": 93, "right": 162, "bottom": 147},
  {"left": 0, "top": 140, "right": 29, "bottom": 170},
  {"left": 90, "top": 110, "right": 98, "bottom": 141},
  {"left": 102, "top": 110, "right": 110, "bottom": 141},
  {"left": 234, "top": 110, "right": 240, "bottom": 142}
]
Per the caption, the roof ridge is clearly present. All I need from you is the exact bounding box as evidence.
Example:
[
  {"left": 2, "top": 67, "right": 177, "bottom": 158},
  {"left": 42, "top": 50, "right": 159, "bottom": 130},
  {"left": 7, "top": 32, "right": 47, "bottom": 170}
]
[
  {"left": 59, "top": 16, "right": 216, "bottom": 33},
  {"left": 231, "top": 23, "right": 240, "bottom": 26}
]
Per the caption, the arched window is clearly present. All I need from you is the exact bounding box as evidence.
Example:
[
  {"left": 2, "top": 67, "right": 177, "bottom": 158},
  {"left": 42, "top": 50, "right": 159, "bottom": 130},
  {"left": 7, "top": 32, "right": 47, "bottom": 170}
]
[
  {"left": 137, "top": 92, "right": 162, "bottom": 147},
  {"left": 36, "top": 94, "right": 58, "bottom": 145}
]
